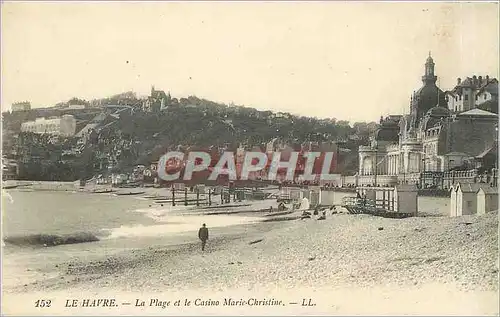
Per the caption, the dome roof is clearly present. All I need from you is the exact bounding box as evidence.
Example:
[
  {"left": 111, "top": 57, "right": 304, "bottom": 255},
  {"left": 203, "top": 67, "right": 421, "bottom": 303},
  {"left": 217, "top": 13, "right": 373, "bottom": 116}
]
[
  {"left": 420, "top": 107, "right": 450, "bottom": 130},
  {"left": 412, "top": 83, "right": 447, "bottom": 125},
  {"left": 426, "top": 106, "right": 450, "bottom": 116},
  {"left": 374, "top": 126, "right": 399, "bottom": 142},
  {"left": 414, "top": 84, "right": 444, "bottom": 98}
]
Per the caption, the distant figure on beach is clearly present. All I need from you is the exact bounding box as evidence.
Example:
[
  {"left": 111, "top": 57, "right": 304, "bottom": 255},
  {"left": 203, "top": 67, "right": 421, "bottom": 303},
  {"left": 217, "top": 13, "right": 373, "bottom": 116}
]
[
  {"left": 301, "top": 210, "right": 311, "bottom": 219},
  {"left": 198, "top": 223, "right": 209, "bottom": 251},
  {"left": 331, "top": 205, "right": 337, "bottom": 215},
  {"left": 317, "top": 210, "right": 326, "bottom": 220}
]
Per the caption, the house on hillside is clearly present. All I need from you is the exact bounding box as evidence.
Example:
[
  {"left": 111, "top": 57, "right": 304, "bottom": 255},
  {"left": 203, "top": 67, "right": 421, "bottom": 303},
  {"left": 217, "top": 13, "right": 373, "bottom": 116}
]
[
  {"left": 445, "top": 75, "right": 498, "bottom": 113},
  {"left": 142, "top": 85, "right": 171, "bottom": 112}
]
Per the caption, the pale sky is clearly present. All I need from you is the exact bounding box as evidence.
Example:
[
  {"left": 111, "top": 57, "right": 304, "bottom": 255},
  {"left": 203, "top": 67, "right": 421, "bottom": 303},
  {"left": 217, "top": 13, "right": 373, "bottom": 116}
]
[{"left": 1, "top": 1, "right": 498, "bottom": 122}]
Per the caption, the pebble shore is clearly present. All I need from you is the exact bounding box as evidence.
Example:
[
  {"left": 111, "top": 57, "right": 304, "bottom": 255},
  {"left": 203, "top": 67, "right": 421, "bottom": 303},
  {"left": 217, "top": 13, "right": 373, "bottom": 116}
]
[
  {"left": 7, "top": 210, "right": 498, "bottom": 290},
  {"left": 2, "top": 196, "right": 498, "bottom": 314}
]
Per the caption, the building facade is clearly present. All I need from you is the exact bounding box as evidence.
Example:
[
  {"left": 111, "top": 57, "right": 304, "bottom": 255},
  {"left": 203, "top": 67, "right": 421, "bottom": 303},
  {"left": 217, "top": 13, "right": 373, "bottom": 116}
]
[
  {"left": 21, "top": 115, "right": 77, "bottom": 137},
  {"left": 142, "top": 85, "right": 171, "bottom": 112},
  {"left": 445, "top": 75, "right": 498, "bottom": 113},
  {"left": 358, "top": 54, "right": 499, "bottom": 187},
  {"left": 11, "top": 101, "right": 31, "bottom": 112}
]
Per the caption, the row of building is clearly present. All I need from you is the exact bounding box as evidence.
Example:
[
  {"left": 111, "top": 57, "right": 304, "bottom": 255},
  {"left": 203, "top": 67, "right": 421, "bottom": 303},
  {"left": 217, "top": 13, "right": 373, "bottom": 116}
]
[
  {"left": 20, "top": 115, "right": 77, "bottom": 137},
  {"left": 10, "top": 87, "right": 171, "bottom": 114},
  {"left": 358, "top": 54, "right": 498, "bottom": 188},
  {"left": 10, "top": 86, "right": 172, "bottom": 138}
]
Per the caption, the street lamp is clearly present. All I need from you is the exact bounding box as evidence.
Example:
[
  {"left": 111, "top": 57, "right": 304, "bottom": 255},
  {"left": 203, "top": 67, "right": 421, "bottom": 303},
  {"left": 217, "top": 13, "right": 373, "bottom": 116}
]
[
  {"left": 449, "top": 159, "right": 455, "bottom": 187},
  {"left": 421, "top": 157, "right": 427, "bottom": 188},
  {"left": 402, "top": 155, "right": 406, "bottom": 184}
]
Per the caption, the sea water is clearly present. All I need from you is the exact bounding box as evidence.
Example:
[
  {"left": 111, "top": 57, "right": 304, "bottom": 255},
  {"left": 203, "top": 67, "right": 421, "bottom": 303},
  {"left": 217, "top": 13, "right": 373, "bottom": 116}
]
[{"left": 1, "top": 189, "right": 265, "bottom": 288}]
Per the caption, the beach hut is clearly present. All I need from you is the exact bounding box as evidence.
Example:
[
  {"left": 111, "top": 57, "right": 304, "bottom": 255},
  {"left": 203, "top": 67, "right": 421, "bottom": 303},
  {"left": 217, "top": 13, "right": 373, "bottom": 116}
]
[
  {"left": 453, "top": 183, "right": 482, "bottom": 216},
  {"left": 309, "top": 186, "right": 321, "bottom": 207},
  {"left": 279, "top": 187, "right": 302, "bottom": 201},
  {"left": 394, "top": 184, "right": 418, "bottom": 216},
  {"left": 320, "top": 189, "right": 336, "bottom": 206},
  {"left": 289, "top": 188, "right": 303, "bottom": 201},
  {"left": 476, "top": 186, "right": 499, "bottom": 215}
]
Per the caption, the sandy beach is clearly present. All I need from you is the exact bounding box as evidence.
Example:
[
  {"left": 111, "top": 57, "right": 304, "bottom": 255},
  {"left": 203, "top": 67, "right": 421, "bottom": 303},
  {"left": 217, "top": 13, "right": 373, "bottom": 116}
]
[{"left": 2, "top": 192, "right": 498, "bottom": 315}]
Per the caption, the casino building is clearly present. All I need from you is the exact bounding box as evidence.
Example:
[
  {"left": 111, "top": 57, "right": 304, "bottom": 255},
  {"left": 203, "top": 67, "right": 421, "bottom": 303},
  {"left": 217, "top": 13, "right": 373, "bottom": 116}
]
[{"left": 357, "top": 54, "right": 498, "bottom": 188}]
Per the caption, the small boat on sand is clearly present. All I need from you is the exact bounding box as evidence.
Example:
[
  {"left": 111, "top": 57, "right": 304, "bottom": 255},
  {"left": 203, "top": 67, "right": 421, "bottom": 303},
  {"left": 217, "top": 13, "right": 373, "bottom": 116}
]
[
  {"left": 3, "top": 185, "right": 19, "bottom": 189},
  {"left": 264, "top": 210, "right": 294, "bottom": 217},
  {"left": 116, "top": 191, "right": 146, "bottom": 196},
  {"left": 93, "top": 189, "right": 115, "bottom": 194}
]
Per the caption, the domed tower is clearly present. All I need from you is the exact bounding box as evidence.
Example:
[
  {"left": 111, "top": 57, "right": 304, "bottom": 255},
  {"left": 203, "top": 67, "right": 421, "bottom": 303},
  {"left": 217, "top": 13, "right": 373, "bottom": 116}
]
[
  {"left": 422, "top": 53, "right": 437, "bottom": 84},
  {"left": 408, "top": 53, "right": 447, "bottom": 130}
]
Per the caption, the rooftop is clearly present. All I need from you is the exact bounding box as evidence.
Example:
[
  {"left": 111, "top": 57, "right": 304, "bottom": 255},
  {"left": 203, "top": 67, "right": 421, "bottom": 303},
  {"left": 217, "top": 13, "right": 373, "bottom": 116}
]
[
  {"left": 477, "top": 186, "right": 499, "bottom": 195},
  {"left": 458, "top": 108, "right": 498, "bottom": 117},
  {"left": 453, "top": 182, "right": 482, "bottom": 193}
]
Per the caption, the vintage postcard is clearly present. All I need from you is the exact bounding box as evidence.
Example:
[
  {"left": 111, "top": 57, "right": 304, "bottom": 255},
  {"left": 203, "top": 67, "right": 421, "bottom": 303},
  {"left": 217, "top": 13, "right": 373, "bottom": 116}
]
[{"left": 1, "top": 1, "right": 498, "bottom": 315}]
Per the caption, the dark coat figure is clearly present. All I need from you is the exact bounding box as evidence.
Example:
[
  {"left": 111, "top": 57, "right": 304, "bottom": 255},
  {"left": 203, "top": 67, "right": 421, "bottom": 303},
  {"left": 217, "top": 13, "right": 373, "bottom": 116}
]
[
  {"left": 278, "top": 202, "right": 287, "bottom": 211},
  {"left": 313, "top": 206, "right": 319, "bottom": 216},
  {"left": 198, "top": 224, "right": 209, "bottom": 251},
  {"left": 330, "top": 205, "right": 337, "bottom": 215},
  {"left": 300, "top": 210, "right": 311, "bottom": 219}
]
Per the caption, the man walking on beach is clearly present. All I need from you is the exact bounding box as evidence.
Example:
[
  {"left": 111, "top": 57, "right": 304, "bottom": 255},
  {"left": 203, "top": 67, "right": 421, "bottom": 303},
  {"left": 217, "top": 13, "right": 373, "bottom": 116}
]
[{"left": 198, "top": 223, "right": 209, "bottom": 251}]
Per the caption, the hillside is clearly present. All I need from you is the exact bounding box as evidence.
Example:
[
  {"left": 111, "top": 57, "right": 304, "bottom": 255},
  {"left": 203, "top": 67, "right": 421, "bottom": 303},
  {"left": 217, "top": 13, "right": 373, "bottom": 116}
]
[{"left": 3, "top": 94, "right": 379, "bottom": 181}]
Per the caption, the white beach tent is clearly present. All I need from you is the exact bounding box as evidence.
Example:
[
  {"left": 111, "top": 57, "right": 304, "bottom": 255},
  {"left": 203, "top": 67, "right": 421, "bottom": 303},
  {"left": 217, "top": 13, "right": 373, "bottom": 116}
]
[
  {"left": 450, "top": 182, "right": 483, "bottom": 217},
  {"left": 450, "top": 185, "right": 457, "bottom": 217},
  {"left": 476, "top": 186, "right": 498, "bottom": 215},
  {"left": 298, "top": 197, "right": 310, "bottom": 210}
]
